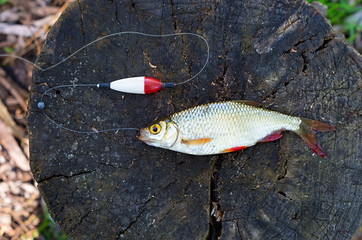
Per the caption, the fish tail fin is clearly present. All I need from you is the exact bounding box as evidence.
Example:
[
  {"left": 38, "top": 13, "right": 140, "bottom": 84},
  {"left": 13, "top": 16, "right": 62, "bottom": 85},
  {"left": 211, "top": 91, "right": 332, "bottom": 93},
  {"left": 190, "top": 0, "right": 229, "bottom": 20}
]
[{"left": 294, "top": 117, "right": 335, "bottom": 157}]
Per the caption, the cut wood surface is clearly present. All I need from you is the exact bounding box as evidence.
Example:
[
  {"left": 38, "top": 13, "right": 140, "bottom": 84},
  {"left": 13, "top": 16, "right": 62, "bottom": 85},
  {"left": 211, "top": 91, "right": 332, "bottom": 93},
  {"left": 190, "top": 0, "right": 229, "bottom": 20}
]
[{"left": 28, "top": 0, "right": 362, "bottom": 239}]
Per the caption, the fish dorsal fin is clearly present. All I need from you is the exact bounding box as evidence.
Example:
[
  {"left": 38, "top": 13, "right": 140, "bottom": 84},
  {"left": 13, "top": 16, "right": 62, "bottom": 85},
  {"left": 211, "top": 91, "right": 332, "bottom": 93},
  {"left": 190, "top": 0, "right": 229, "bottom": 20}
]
[
  {"left": 233, "top": 100, "right": 262, "bottom": 107},
  {"left": 181, "top": 138, "right": 213, "bottom": 145}
]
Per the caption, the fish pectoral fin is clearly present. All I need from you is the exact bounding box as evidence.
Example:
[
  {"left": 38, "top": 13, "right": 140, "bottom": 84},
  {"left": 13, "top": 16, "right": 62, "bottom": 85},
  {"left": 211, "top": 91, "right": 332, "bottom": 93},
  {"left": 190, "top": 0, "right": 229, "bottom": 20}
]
[
  {"left": 181, "top": 138, "right": 213, "bottom": 145},
  {"left": 222, "top": 146, "right": 247, "bottom": 153},
  {"left": 233, "top": 100, "right": 262, "bottom": 107},
  {"left": 259, "top": 131, "right": 283, "bottom": 142}
]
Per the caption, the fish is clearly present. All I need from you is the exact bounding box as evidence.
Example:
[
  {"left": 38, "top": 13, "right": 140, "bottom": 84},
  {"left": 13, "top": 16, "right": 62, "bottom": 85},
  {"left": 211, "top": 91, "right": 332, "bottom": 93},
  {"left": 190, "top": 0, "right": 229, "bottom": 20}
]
[{"left": 138, "top": 100, "right": 335, "bottom": 157}]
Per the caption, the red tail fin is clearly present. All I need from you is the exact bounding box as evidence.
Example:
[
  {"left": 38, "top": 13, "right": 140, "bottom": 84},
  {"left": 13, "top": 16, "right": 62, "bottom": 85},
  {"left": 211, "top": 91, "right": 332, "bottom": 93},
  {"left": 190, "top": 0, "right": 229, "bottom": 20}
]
[{"left": 294, "top": 117, "right": 335, "bottom": 157}]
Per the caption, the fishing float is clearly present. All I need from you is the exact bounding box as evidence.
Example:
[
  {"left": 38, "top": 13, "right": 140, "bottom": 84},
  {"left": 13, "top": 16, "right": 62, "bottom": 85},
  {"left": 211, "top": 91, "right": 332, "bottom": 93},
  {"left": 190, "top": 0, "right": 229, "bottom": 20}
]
[{"left": 97, "top": 76, "right": 175, "bottom": 94}]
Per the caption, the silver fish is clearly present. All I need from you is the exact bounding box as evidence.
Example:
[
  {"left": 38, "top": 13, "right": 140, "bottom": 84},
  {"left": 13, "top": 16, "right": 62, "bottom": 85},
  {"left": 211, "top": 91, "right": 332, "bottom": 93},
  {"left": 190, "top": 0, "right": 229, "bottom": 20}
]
[{"left": 138, "top": 100, "right": 335, "bottom": 157}]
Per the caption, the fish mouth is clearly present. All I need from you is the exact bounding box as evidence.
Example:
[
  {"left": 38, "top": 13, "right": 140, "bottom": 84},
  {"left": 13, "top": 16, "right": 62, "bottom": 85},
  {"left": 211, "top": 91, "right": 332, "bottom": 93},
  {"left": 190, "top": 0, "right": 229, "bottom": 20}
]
[
  {"left": 137, "top": 133, "right": 147, "bottom": 141},
  {"left": 137, "top": 134, "right": 150, "bottom": 143},
  {"left": 137, "top": 131, "right": 155, "bottom": 145}
]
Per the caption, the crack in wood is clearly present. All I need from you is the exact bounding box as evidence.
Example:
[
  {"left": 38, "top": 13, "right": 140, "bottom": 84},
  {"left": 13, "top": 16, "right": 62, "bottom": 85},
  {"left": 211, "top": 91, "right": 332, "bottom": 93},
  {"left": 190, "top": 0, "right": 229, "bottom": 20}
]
[
  {"left": 301, "top": 51, "right": 308, "bottom": 74},
  {"left": 277, "top": 190, "right": 293, "bottom": 201},
  {"left": 37, "top": 169, "right": 94, "bottom": 183},
  {"left": 207, "top": 156, "right": 224, "bottom": 240},
  {"left": 157, "top": 199, "right": 183, "bottom": 224},
  {"left": 253, "top": 10, "right": 304, "bottom": 54},
  {"left": 169, "top": 0, "right": 178, "bottom": 32},
  {"left": 113, "top": 1, "right": 122, "bottom": 26},
  {"left": 314, "top": 37, "right": 333, "bottom": 53},
  {"left": 100, "top": 162, "right": 131, "bottom": 170},
  {"left": 117, "top": 208, "right": 146, "bottom": 239},
  {"left": 76, "top": 0, "right": 86, "bottom": 45},
  {"left": 116, "top": 196, "right": 154, "bottom": 239},
  {"left": 106, "top": 0, "right": 122, "bottom": 20}
]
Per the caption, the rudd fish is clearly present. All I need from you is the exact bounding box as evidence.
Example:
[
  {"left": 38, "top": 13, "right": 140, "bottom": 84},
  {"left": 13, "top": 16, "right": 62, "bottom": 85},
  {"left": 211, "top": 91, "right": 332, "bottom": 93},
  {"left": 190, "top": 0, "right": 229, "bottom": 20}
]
[{"left": 138, "top": 100, "right": 335, "bottom": 157}]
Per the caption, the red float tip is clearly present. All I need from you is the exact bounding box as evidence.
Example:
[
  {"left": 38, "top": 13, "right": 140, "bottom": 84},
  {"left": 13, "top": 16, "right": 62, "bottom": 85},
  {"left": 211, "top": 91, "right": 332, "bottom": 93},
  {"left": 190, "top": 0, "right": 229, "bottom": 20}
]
[{"left": 144, "top": 76, "right": 162, "bottom": 94}]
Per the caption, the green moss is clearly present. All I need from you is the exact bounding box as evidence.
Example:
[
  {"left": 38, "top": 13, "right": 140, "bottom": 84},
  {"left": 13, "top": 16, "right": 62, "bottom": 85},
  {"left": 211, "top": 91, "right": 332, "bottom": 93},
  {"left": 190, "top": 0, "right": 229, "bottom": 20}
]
[
  {"left": 307, "top": 0, "right": 362, "bottom": 42},
  {"left": 3, "top": 46, "right": 13, "bottom": 53},
  {"left": 36, "top": 209, "right": 69, "bottom": 240}
]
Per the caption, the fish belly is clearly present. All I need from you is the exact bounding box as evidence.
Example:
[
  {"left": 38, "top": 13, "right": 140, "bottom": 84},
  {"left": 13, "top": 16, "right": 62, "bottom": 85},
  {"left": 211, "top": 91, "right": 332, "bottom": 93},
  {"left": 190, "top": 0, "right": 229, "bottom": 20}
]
[{"left": 170, "top": 101, "right": 301, "bottom": 155}]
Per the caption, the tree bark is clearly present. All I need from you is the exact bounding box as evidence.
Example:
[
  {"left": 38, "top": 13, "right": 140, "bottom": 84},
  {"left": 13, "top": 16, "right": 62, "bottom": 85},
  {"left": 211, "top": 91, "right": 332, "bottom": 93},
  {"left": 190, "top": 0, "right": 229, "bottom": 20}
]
[{"left": 28, "top": 0, "right": 362, "bottom": 239}]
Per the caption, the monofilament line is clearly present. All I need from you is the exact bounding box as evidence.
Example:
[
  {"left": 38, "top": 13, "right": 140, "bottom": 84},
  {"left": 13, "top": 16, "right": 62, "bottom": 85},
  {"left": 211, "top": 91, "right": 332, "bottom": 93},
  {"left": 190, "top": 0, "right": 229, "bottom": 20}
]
[
  {"left": 38, "top": 84, "right": 139, "bottom": 134},
  {"left": 0, "top": 31, "right": 210, "bottom": 85},
  {"left": 3, "top": 31, "right": 210, "bottom": 133}
]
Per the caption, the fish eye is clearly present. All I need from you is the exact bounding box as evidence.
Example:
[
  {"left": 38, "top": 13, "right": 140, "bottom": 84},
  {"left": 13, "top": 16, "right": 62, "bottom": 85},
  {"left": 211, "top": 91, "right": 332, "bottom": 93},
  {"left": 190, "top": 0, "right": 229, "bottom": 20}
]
[{"left": 149, "top": 124, "right": 161, "bottom": 134}]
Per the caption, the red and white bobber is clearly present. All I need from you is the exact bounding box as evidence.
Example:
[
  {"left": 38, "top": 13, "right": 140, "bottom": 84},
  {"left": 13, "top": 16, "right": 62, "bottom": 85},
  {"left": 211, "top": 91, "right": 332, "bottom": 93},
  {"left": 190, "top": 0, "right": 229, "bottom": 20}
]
[{"left": 97, "top": 76, "right": 174, "bottom": 94}]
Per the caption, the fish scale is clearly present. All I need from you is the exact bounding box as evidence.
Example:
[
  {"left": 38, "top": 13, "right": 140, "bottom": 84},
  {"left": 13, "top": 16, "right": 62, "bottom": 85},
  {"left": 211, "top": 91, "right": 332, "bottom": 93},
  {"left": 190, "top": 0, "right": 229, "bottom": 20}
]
[{"left": 138, "top": 100, "right": 335, "bottom": 157}]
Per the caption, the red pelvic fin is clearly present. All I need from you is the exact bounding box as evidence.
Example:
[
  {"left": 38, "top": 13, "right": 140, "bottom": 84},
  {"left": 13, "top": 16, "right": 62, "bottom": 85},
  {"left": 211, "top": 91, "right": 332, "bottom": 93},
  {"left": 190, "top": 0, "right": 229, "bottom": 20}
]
[
  {"left": 234, "top": 100, "right": 262, "bottom": 107},
  {"left": 295, "top": 118, "right": 335, "bottom": 157},
  {"left": 181, "top": 138, "right": 213, "bottom": 145},
  {"left": 222, "top": 146, "right": 247, "bottom": 153},
  {"left": 259, "top": 131, "right": 283, "bottom": 142}
]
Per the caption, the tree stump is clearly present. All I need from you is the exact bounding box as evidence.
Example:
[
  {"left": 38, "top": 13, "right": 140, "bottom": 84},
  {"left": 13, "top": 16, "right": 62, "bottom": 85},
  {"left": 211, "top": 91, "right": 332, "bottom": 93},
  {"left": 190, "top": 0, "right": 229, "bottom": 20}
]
[{"left": 28, "top": 0, "right": 362, "bottom": 239}]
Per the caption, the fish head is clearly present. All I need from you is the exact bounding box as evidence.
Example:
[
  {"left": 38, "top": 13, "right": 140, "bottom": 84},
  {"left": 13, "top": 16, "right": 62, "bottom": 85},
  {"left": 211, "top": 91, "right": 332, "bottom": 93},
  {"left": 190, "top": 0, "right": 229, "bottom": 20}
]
[{"left": 138, "top": 119, "right": 179, "bottom": 148}]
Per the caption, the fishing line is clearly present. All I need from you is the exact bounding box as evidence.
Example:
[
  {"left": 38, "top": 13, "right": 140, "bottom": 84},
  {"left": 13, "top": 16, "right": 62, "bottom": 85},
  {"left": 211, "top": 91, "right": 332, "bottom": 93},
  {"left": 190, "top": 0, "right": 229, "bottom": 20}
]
[
  {"left": 1, "top": 31, "right": 210, "bottom": 134},
  {"left": 0, "top": 31, "right": 210, "bottom": 83},
  {"left": 37, "top": 84, "right": 139, "bottom": 134}
]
